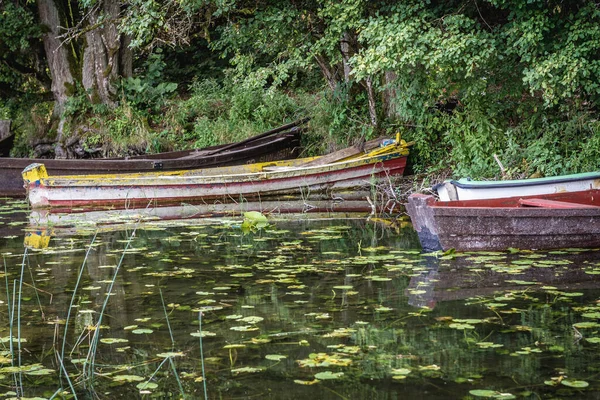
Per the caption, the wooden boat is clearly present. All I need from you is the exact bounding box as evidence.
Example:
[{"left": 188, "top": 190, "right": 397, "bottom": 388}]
[
  {"left": 435, "top": 171, "right": 600, "bottom": 201},
  {"left": 23, "top": 139, "right": 411, "bottom": 210},
  {"left": 0, "top": 120, "right": 304, "bottom": 197},
  {"left": 407, "top": 189, "right": 600, "bottom": 252}
]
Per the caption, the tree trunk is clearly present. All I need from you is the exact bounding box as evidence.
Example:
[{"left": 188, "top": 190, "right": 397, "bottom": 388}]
[
  {"left": 340, "top": 32, "right": 354, "bottom": 83},
  {"left": 82, "top": 0, "right": 122, "bottom": 106},
  {"left": 0, "top": 120, "right": 11, "bottom": 140},
  {"left": 315, "top": 55, "right": 339, "bottom": 91},
  {"left": 37, "top": 0, "right": 75, "bottom": 157},
  {"left": 120, "top": 34, "right": 133, "bottom": 79},
  {"left": 365, "top": 76, "right": 378, "bottom": 127},
  {"left": 383, "top": 71, "right": 398, "bottom": 119}
]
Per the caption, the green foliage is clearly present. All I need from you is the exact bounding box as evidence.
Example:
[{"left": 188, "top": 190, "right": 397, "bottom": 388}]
[
  {"left": 346, "top": 0, "right": 600, "bottom": 178},
  {"left": 0, "top": 2, "right": 43, "bottom": 92},
  {"left": 2, "top": 0, "right": 600, "bottom": 178},
  {"left": 88, "top": 103, "right": 153, "bottom": 156},
  {"left": 306, "top": 84, "right": 377, "bottom": 153},
  {"left": 165, "top": 77, "right": 308, "bottom": 149},
  {"left": 62, "top": 88, "right": 154, "bottom": 156},
  {"left": 496, "top": 1, "right": 600, "bottom": 106},
  {"left": 121, "top": 51, "right": 178, "bottom": 114}
]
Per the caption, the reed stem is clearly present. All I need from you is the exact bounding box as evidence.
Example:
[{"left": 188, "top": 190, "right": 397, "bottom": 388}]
[
  {"left": 198, "top": 311, "right": 208, "bottom": 399},
  {"left": 61, "top": 231, "right": 98, "bottom": 367},
  {"left": 159, "top": 288, "right": 175, "bottom": 347},
  {"left": 169, "top": 357, "right": 186, "bottom": 397},
  {"left": 85, "top": 227, "right": 137, "bottom": 385}
]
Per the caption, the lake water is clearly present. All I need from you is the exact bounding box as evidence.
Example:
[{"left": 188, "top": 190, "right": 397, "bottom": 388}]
[{"left": 1, "top": 199, "right": 600, "bottom": 399}]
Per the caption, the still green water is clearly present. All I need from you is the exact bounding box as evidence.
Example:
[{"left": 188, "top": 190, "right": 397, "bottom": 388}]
[{"left": 1, "top": 199, "right": 600, "bottom": 399}]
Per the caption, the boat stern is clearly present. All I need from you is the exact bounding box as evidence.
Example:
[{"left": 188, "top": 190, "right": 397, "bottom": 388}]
[
  {"left": 22, "top": 163, "right": 49, "bottom": 208},
  {"left": 406, "top": 194, "right": 443, "bottom": 251}
]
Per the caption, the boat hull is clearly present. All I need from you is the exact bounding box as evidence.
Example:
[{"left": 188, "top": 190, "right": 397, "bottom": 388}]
[
  {"left": 407, "top": 190, "right": 600, "bottom": 251},
  {"left": 435, "top": 172, "right": 600, "bottom": 201},
  {"left": 24, "top": 149, "right": 408, "bottom": 210}
]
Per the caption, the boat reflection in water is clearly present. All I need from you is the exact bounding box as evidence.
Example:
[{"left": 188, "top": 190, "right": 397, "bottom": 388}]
[
  {"left": 26, "top": 192, "right": 386, "bottom": 246},
  {"left": 406, "top": 250, "right": 600, "bottom": 310}
]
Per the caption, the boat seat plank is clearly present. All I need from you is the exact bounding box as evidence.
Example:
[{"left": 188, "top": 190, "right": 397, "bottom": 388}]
[
  {"left": 518, "top": 198, "right": 600, "bottom": 209},
  {"left": 298, "top": 138, "right": 382, "bottom": 167}
]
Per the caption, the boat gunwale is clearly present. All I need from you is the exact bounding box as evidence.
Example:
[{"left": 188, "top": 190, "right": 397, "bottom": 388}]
[{"left": 434, "top": 171, "right": 600, "bottom": 190}]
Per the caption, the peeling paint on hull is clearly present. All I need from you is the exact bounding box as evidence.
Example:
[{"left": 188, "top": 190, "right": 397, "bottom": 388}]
[
  {"left": 25, "top": 149, "right": 409, "bottom": 210},
  {"left": 407, "top": 190, "right": 600, "bottom": 251}
]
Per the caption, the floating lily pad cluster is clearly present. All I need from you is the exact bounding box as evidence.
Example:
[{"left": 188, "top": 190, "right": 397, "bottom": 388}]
[{"left": 1, "top": 207, "right": 600, "bottom": 398}]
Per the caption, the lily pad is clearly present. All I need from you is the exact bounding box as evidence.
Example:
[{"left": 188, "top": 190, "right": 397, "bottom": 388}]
[
  {"left": 230, "top": 325, "right": 259, "bottom": 332},
  {"left": 239, "top": 316, "right": 264, "bottom": 324},
  {"left": 294, "top": 379, "right": 320, "bottom": 385},
  {"left": 24, "top": 368, "right": 55, "bottom": 376},
  {"left": 265, "top": 354, "right": 287, "bottom": 361},
  {"left": 131, "top": 329, "right": 154, "bottom": 334},
  {"left": 469, "top": 389, "right": 515, "bottom": 399},
  {"left": 449, "top": 323, "right": 475, "bottom": 330},
  {"left": 113, "top": 375, "right": 145, "bottom": 382},
  {"left": 223, "top": 344, "right": 246, "bottom": 349},
  {"left": 191, "top": 331, "right": 216, "bottom": 338},
  {"left": 391, "top": 368, "right": 411, "bottom": 375},
  {"left": 136, "top": 382, "right": 158, "bottom": 390},
  {"left": 231, "top": 366, "right": 264, "bottom": 374},
  {"left": 314, "top": 371, "right": 344, "bottom": 380},
  {"left": 157, "top": 352, "right": 184, "bottom": 358},
  {"left": 100, "top": 338, "right": 129, "bottom": 344},
  {"left": 561, "top": 380, "right": 589, "bottom": 388}
]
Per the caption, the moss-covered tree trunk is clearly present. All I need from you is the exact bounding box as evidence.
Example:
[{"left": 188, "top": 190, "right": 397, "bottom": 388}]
[
  {"left": 36, "top": 0, "right": 131, "bottom": 158},
  {"left": 82, "top": 0, "right": 122, "bottom": 107},
  {"left": 36, "top": 0, "right": 74, "bottom": 157}
]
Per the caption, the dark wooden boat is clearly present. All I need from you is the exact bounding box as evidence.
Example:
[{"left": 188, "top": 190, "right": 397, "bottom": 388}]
[
  {"left": 407, "top": 189, "right": 600, "bottom": 251},
  {"left": 1, "top": 120, "right": 304, "bottom": 197}
]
